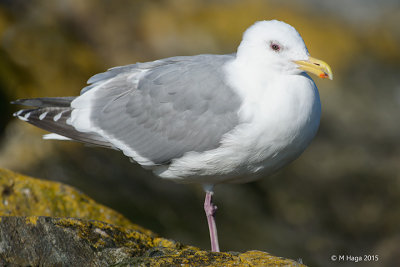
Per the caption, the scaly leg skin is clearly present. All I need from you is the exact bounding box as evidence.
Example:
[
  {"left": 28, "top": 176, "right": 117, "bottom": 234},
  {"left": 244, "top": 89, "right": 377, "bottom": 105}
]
[{"left": 204, "top": 191, "right": 220, "bottom": 252}]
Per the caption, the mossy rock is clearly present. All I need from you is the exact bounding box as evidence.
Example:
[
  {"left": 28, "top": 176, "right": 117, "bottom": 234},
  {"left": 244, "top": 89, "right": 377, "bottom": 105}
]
[
  {"left": 0, "top": 168, "right": 306, "bottom": 266},
  {"left": 0, "top": 216, "right": 305, "bottom": 266},
  {"left": 0, "top": 168, "right": 151, "bottom": 234}
]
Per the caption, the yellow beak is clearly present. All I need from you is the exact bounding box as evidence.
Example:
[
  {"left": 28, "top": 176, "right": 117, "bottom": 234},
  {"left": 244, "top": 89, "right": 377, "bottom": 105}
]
[{"left": 294, "top": 56, "right": 333, "bottom": 80}]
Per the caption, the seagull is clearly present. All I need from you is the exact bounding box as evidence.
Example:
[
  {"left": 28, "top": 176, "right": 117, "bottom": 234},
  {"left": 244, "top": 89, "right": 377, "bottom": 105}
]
[{"left": 12, "top": 20, "right": 332, "bottom": 252}]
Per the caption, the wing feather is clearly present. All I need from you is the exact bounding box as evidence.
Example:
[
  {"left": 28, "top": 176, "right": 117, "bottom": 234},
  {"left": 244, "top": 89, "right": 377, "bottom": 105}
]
[{"left": 73, "top": 54, "right": 242, "bottom": 165}]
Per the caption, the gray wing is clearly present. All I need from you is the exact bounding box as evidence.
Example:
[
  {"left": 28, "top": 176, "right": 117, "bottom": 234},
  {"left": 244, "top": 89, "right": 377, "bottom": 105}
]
[{"left": 80, "top": 54, "right": 242, "bottom": 165}]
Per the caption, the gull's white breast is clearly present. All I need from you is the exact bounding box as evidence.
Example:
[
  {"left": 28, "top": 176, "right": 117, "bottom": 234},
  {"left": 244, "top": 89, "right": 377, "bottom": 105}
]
[{"left": 156, "top": 60, "right": 321, "bottom": 184}]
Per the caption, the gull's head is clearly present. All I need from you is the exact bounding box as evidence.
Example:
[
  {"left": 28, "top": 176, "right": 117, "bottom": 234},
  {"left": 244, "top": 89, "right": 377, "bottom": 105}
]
[{"left": 237, "top": 20, "right": 332, "bottom": 80}]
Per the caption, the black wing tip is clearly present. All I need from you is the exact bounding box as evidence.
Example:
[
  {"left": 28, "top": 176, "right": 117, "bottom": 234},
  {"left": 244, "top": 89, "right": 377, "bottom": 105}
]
[
  {"left": 12, "top": 108, "right": 34, "bottom": 118},
  {"left": 10, "top": 98, "right": 39, "bottom": 107},
  {"left": 10, "top": 99, "right": 23, "bottom": 105},
  {"left": 10, "top": 97, "right": 76, "bottom": 108}
]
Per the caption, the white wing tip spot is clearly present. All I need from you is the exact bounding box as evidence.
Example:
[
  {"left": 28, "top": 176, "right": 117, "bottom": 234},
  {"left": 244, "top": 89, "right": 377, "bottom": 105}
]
[
  {"left": 17, "top": 112, "right": 32, "bottom": 121},
  {"left": 14, "top": 110, "right": 24, "bottom": 117},
  {"left": 17, "top": 116, "right": 28, "bottom": 122},
  {"left": 53, "top": 111, "right": 66, "bottom": 122},
  {"left": 39, "top": 111, "right": 48, "bottom": 120}
]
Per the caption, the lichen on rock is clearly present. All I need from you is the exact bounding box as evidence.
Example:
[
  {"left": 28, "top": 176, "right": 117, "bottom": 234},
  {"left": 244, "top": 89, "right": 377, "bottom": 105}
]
[
  {"left": 0, "top": 168, "right": 150, "bottom": 233},
  {"left": 0, "top": 216, "right": 305, "bottom": 266},
  {"left": 0, "top": 168, "right": 306, "bottom": 266}
]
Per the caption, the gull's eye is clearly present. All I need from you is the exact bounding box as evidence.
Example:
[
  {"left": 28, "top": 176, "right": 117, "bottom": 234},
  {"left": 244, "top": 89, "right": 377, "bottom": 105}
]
[{"left": 270, "top": 42, "right": 281, "bottom": 52}]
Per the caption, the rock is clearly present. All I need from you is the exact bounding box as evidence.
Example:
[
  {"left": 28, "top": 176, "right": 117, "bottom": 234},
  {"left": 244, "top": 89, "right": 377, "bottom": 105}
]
[
  {"left": 0, "top": 216, "right": 305, "bottom": 266},
  {"left": 0, "top": 216, "right": 171, "bottom": 266},
  {"left": 0, "top": 168, "right": 306, "bottom": 266},
  {"left": 0, "top": 168, "right": 151, "bottom": 234}
]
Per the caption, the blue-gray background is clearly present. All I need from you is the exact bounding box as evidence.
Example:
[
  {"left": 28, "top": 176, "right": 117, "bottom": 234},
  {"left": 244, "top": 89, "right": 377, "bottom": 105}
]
[{"left": 1, "top": 1, "right": 399, "bottom": 266}]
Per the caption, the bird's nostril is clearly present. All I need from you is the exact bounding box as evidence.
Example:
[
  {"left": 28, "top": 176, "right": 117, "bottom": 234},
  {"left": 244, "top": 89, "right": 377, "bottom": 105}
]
[{"left": 314, "top": 63, "right": 320, "bottom": 66}]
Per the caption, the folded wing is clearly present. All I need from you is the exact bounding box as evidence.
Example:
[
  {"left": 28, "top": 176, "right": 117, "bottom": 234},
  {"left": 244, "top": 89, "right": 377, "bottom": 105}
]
[{"left": 15, "top": 54, "right": 242, "bottom": 167}]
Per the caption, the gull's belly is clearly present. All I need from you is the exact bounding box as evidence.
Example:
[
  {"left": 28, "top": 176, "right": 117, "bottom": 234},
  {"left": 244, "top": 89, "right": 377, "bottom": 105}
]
[{"left": 232, "top": 100, "right": 321, "bottom": 183}]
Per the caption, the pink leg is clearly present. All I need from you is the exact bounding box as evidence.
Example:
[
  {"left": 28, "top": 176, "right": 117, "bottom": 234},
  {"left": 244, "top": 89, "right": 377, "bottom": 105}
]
[{"left": 204, "top": 191, "right": 220, "bottom": 252}]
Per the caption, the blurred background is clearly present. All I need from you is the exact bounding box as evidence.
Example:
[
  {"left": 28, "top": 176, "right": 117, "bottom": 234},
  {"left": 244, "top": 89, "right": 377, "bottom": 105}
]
[{"left": 1, "top": 0, "right": 399, "bottom": 266}]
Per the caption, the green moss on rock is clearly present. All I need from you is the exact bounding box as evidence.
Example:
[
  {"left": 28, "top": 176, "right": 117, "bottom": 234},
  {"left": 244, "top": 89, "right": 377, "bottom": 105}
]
[
  {"left": 0, "top": 168, "right": 151, "bottom": 234},
  {"left": 0, "top": 216, "right": 305, "bottom": 266},
  {"left": 0, "top": 168, "right": 307, "bottom": 266}
]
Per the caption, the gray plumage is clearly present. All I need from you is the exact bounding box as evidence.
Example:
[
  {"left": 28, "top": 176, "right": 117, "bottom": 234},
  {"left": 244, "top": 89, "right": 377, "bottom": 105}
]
[{"left": 13, "top": 54, "right": 242, "bottom": 165}]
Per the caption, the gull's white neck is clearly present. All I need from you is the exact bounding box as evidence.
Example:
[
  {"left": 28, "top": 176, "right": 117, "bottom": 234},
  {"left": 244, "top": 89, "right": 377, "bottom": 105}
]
[
  {"left": 220, "top": 57, "right": 321, "bottom": 181},
  {"left": 224, "top": 57, "right": 320, "bottom": 123}
]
